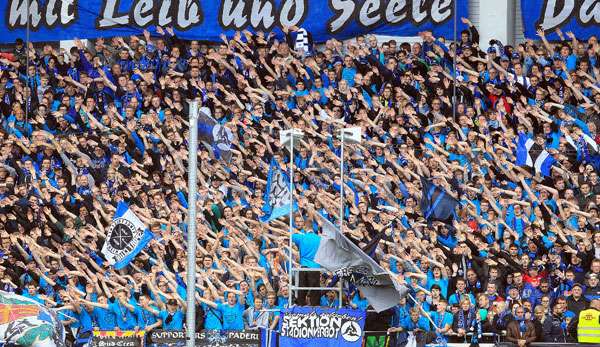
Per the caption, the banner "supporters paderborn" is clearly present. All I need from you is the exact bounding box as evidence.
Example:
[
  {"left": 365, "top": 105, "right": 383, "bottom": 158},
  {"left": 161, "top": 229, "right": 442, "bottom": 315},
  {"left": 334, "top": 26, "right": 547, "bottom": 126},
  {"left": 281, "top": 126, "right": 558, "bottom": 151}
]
[{"left": 279, "top": 307, "right": 366, "bottom": 347}]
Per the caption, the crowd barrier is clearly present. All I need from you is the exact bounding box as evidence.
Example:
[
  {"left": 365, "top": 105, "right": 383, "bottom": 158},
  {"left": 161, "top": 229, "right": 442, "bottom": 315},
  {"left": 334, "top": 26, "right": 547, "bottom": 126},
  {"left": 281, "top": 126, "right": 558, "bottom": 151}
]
[{"left": 87, "top": 329, "right": 587, "bottom": 347}]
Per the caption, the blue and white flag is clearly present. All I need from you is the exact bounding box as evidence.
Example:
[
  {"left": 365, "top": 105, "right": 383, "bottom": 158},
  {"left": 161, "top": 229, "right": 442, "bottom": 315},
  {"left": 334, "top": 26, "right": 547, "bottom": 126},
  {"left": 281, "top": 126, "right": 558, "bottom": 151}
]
[
  {"left": 516, "top": 133, "right": 535, "bottom": 166},
  {"left": 260, "top": 159, "right": 296, "bottom": 223},
  {"left": 197, "top": 107, "right": 233, "bottom": 162},
  {"left": 515, "top": 133, "right": 556, "bottom": 177},
  {"left": 101, "top": 202, "right": 153, "bottom": 270}
]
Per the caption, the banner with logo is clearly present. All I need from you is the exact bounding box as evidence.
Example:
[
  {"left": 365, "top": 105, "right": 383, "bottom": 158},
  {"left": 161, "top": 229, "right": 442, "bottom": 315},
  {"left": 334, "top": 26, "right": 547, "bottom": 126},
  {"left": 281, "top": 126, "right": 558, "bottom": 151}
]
[
  {"left": 91, "top": 330, "right": 144, "bottom": 347},
  {"left": 149, "top": 330, "right": 260, "bottom": 346},
  {"left": 0, "top": 291, "right": 65, "bottom": 347},
  {"left": 521, "top": 0, "right": 600, "bottom": 40},
  {"left": 101, "top": 201, "right": 154, "bottom": 270},
  {"left": 279, "top": 307, "right": 366, "bottom": 347},
  {"left": 0, "top": 0, "right": 467, "bottom": 44},
  {"left": 260, "top": 158, "right": 297, "bottom": 223}
]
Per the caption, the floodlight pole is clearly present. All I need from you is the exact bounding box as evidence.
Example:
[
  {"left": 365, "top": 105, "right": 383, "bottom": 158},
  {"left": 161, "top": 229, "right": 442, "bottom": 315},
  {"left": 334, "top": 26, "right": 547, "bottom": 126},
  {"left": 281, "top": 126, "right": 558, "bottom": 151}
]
[
  {"left": 281, "top": 129, "right": 303, "bottom": 308},
  {"left": 185, "top": 100, "right": 199, "bottom": 347}
]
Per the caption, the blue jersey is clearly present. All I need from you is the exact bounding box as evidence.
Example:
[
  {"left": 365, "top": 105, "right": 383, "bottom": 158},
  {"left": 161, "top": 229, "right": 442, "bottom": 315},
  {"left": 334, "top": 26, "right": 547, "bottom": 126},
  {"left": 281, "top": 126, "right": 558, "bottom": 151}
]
[
  {"left": 159, "top": 310, "right": 185, "bottom": 330},
  {"left": 135, "top": 306, "right": 159, "bottom": 328},
  {"left": 109, "top": 302, "right": 137, "bottom": 330},
  {"left": 93, "top": 307, "right": 117, "bottom": 330},
  {"left": 217, "top": 303, "right": 245, "bottom": 330},
  {"left": 430, "top": 311, "right": 453, "bottom": 331},
  {"left": 203, "top": 302, "right": 223, "bottom": 330},
  {"left": 292, "top": 232, "right": 322, "bottom": 268},
  {"left": 76, "top": 308, "right": 94, "bottom": 332}
]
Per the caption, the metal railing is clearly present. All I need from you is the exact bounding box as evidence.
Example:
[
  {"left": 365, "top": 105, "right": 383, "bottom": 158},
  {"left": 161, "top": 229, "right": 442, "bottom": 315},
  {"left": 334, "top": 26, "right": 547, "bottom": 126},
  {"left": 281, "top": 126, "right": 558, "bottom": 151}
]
[{"left": 289, "top": 267, "right": 343, "bottom": 308}]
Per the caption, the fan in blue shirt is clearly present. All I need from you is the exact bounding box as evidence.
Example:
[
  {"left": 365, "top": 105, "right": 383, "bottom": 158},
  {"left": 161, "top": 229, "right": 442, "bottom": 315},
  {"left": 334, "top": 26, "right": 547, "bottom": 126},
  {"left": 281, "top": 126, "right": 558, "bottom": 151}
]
[
  {"left": 84, "top": 289, "right": 137, "bottom": 330},
  {"left": 200, "top": 292, "right": 245, "bottom": 331},
  {"left": 135, "top": 295, "right": 162, "bottom": 332},
  {"left": 90, "top": 296, "right": 117, "bottom": 331},
  {"left": 388, "top": 308, "right": 431, "bottom": 345},
  {"left": 429, "top": 300, "right": 454, "bottom": 339},
  {"left": 156, "top": 299, "right": 185, "bottom": 331}
]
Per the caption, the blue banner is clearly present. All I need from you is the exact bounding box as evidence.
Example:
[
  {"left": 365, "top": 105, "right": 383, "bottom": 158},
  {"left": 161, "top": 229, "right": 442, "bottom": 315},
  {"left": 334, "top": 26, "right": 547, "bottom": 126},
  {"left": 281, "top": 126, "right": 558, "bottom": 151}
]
[
  {"left": 260, "top": 158, "right": 297, "bottom": 223},
  {"left": 1, "top": 0, "right": 467, "bottom": 43},
  {"left": 279, "top": 307, "right": 366, "bottom": 347},
  {"left": 197, "top": 107, "right": 233, "bottom": 161},
  {"left": 521, "top": 0, "right": 600, "bottom": 40}
]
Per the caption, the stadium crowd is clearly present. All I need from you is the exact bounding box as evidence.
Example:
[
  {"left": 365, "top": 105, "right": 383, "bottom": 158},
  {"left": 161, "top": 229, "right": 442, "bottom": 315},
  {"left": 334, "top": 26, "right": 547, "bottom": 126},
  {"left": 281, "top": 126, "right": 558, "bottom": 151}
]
[{"left": 0, "top": 18, "right": 599, "bottom": 347}]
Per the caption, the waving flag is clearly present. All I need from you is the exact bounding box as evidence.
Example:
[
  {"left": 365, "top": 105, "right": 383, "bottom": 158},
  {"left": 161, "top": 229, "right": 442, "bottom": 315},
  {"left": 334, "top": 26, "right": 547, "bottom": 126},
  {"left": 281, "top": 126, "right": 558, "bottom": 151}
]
[
  {"left": 197, "top": 107, "right": 233, "bottom": 162},
  {"left": 314, "top": 215, "right": 409, "bottom": 312},
  {"left": 515, "top": 134, "right": 556, "bottom": 176},
  {"left": 420, "top": 177, "right": 459, "bottom": 224},
  {"left": 0, "top": 291, "right": 65, "bottom": 347},
  {"left": 516, "top": 133, "right": 535, "bottom": 166},
  {"left": 101, "top": 202, "right": 153, "bottom": 270},
  {"left": 260, "top": 159, "right": 297, "bottom": 223}
]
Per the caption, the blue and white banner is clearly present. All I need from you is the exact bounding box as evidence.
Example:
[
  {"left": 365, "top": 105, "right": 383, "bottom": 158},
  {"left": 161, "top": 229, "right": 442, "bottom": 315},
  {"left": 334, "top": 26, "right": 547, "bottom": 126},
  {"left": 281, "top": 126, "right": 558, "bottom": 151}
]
[
  {"left": 515, "top": 133, "right": 555, "bottom": 177},
  {"left": 197, "top": 107, "right": 233, "bottom": 162},
  {"left": 521, "top": 0, "right": 600, "bottom": 40},
  {"left": 101, "top": 201, "right": 154, "bottom": 270},
  {"left": 0, "top": 0, "right": 467, "bottom": 43},
  {"left": 260, "top": 158, "right": 296, "bottom": 223},
  {"left": 279, "top": 307, "right": 365, "bottom": 347}
]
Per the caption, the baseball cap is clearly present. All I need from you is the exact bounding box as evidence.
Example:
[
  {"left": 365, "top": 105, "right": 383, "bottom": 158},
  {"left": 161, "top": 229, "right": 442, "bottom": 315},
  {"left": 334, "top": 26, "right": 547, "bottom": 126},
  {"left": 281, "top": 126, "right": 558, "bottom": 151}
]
[
  {"left": 487, "top": 47, "right": 496, "bottom": 54},
  {"left": 512, "top": 52, "right": 521, "bottom": 59},
  {"left": 500, "top": 55, "right": 510, "bottom": 61}
]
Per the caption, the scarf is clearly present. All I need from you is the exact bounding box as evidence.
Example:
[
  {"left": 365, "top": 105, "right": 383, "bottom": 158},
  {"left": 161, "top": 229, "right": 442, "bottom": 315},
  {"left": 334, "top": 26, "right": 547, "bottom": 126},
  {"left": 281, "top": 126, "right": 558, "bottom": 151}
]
[
  {"left": 458, "top": 309, "right": 474, "bottom": 330},
  {"left": 470, "top": 313, "right": 482, "bottom": 346},
  {"left": 516, "top": 316, "right": 527, "bottom": 333}
]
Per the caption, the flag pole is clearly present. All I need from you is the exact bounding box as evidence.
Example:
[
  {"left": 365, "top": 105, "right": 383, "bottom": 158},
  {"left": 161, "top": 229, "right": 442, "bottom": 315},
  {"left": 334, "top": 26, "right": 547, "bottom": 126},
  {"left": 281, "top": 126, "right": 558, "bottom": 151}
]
[
  {"left": 407, "top": 292, "right": 439, "bottom": 330},
  {"left": 288, "top": 131, "right": 295, "bottom": 307},
  {"left": 452, "top": 0, "right": 458, "bottom": 122},
  {"left": 339, "top": 130, "right": 344, "bottom": 233},
  {"left": 185, "top": 100, "right": 199, "bottom": 347}
]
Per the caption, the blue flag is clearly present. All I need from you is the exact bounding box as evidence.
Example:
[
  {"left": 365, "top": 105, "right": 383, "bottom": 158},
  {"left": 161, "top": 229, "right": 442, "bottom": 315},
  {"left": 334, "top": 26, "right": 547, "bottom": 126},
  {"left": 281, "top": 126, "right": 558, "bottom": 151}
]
[
  {"left": 260, "top": 159, "right": 297, "bottom": 222},
  {"left": 420, "top": 177, "right": 459, "bottom": 224},
  {"left": 101, "top": 202, "right": 154, "bottom": 270},
  {"left": 197, "top": 107, "right": 233, "bottom": 161}
]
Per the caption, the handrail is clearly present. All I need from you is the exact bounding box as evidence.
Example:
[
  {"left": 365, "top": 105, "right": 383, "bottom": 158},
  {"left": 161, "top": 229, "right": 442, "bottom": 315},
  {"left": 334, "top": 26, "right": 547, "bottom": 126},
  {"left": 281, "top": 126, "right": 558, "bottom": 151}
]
[{"left": 288, "top": 267, "right": 344, "bottom": 308}]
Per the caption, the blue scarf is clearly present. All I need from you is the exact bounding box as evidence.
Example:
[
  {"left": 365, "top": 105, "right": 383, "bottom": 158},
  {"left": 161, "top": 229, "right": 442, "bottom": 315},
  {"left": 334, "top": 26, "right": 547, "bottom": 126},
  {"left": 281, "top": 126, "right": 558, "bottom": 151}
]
[{"left": 516, "top": 316, "right": 527, "bottom": 333}]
